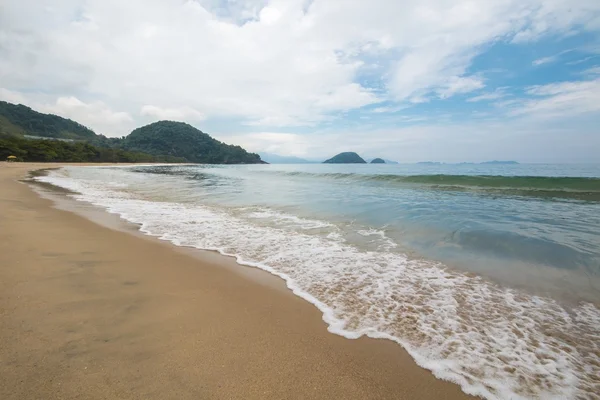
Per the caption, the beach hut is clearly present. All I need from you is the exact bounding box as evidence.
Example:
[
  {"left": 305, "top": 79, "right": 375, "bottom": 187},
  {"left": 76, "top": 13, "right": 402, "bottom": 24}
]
[{"left": 6, "top": 155, "right": 17, "bottom": 162}]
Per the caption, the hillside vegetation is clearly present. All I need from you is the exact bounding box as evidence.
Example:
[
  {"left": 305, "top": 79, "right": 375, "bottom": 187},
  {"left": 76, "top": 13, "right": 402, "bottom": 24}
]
[
  {"left": 122, "top": 121, "right": 264, "bottom": 164},
  {"left": 0, "top": 134, "right": 185, "bottom": 163},
  {"left": 0, "top": 101, "right": 264, "bottom": 164},
  {"left": 323, "top": 152, "right": 367, "bottom": 164},
  {"left": 0, "top": 101, "right": 97, "bottom": 140}
]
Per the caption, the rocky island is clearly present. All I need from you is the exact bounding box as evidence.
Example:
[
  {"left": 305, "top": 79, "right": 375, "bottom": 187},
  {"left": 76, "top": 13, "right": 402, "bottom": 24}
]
[{"left": 323, "top": 152, "right": 367, "bottom": 164}]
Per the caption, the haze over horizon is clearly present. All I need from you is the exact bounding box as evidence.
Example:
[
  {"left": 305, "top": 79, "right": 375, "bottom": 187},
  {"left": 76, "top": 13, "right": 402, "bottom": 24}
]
[{"left": 1, "top": 0, "right": 599, "bottom": 163}]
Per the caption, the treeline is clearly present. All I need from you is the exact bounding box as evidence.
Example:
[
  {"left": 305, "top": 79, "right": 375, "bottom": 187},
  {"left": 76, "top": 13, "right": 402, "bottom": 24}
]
[
  {"left": 0, "top": 101, "right": 97, "bottom": 140},
  {"left": 0, "top": 134, "right": 186, "bottom": 163},
  {"left": 0, "top": 101, "right": 265, "bottom": 164}
]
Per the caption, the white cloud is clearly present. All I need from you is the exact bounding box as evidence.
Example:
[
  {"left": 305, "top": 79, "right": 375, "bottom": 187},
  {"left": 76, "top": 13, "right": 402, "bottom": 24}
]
[
  {"left": 218, "top": 119, "right": 599, "bottom": 163},
  {"left": 532, "top": 56, "right": 557, "bottom": 66},
  {"left": 0, "top": 89, "right": 133, "bottom": 136},
  {"left": 141, "top": 105, "right": 206, "bottom": 121},
  {"left": 509, "top": 78, "right": 600, "bottom": 118},
  {"left": 0, "top": 88, "right": 28, "bottom": 104},
  {"left": 532, "top": 49, "right": 575, "bottom": 66},
  {"left": 371, "top": 105, "right": 407, "bottom": 113},
  {"left": 582, "top": 66, "right": 600, "bottom": 76},
  {"left": 48, "top": 96, "right": 132, "bottom": 124},
  {"left": 467, "top": 87, "right": 509, "bottom": 102},
  {"left": 511, "top": 0, "right": 600, "bottom": 43},
  {"left": 0, "top": 0, "right": 599, "bottom": 139},
  {"left": 437, "top": 76, "right": 485, "bottom": 99},
  {"left": 216, "top": 132, "right": 313, "bottom": 157}
]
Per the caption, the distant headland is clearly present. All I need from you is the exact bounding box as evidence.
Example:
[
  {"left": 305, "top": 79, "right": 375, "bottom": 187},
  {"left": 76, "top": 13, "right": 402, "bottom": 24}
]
[
  {"left": 323, "top": 152, "right": 399, "bottom": 164},
  {"left": 417, "top": 161, "right": 519, "bottom": 165}
]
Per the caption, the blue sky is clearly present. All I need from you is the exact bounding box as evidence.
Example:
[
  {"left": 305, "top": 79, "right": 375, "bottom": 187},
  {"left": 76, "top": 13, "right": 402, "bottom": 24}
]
[{"left": 1, "top": 0, "right": 599, "bottom": 162}]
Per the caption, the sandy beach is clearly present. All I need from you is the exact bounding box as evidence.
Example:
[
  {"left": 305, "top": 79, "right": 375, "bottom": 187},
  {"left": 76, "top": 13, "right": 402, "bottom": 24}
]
[{"left": 0, "top": 163, "right": 473, "bottom": 400}]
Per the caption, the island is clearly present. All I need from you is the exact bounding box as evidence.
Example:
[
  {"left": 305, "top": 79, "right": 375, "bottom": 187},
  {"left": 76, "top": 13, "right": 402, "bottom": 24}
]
[
  {"left": 323, "top": 152, "right": 367, "bottom": 164},
  {"left": 370, "top": 158, "right": 386, "bottom": 164},
  {"left": 481, "top": 160, "right": 519, "bottom": 165}
]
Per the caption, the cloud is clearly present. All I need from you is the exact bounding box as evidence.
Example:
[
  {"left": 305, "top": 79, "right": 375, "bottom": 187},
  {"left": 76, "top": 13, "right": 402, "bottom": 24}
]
[
  {"left": 532, "top": 56, "right": 557, "bottom": 66},
  {"left": 437, "top": 76, "right": 485, "bottom": 99},
  {"left": 467, "top": 87, "right": 509, "bottom": 102},
  {"left": 1, "top": 0, "right": 599, "bottom": 138},
  {"left": 141, "top": 105, "right": 206, "bottom": 121},
  {"left": 508, "top": 78, "right": 600, "bottom": 118},
  {"left": 216, "top": 132, "right": 313, "bottom": 157},
  {"left": 567, "top": 55, "right": 600, "bottom": 65},
  {"left": 511, "top": 1, "right": 600, "bottom": 43},
  {"left": 218, "top": 118, "right": 600, "bottom": 163},
  {"left": 532, "top": 49, "right": 576, "bottom": 66},
  {"left": 0, "top": 88, "right": 133, "bottom": 136},
  {"left": 582, "top": 66, "right": 600, "bottom": 76},
  {"left": 0, "top": 88, "right": 28, "bottom": 104}
]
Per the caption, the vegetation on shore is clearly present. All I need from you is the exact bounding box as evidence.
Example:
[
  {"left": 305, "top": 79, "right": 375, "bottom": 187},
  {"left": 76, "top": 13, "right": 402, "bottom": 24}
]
[
  {"left": 0, "top": 101, "right": 264, "bottom": 164},
  {"left": 0, "top": 134, "right": 185, "bottom": 163}
]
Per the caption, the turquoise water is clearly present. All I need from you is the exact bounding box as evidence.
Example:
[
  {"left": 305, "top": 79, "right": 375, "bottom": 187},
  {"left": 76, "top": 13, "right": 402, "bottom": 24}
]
[
  {"left": 133, "top": 163, "right": 600, "bottom": 302},
  {"left": 38, "top": 163, "right": 600, "bottom": 399}
]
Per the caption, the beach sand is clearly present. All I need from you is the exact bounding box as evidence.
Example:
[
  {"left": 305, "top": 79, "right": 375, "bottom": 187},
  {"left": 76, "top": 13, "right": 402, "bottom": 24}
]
[{"left": 0, "top": 163, "right": 474, "bottom": 400}]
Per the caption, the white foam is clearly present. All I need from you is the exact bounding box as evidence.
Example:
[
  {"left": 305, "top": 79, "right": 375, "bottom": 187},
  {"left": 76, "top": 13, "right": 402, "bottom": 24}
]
[
  {"left": 36, "top": 168, "right": 600, "bottom": 400},
  {"left": 357, "top": 227, "right": 398, "bottom": 251},
  {"left": 244, "top": 208, "right": 336, "bottom": 230}
]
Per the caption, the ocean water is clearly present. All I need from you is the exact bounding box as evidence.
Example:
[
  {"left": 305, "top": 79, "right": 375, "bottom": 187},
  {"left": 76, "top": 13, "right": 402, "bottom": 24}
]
[{"left": 36, "top": 164, "right": 600, "bottom": 399}]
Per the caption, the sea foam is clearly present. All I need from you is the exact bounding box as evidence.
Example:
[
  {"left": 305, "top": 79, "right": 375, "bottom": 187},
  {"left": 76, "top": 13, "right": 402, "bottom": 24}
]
[{"left": 36, "top": 168, "right": 600, "bottom": 400}]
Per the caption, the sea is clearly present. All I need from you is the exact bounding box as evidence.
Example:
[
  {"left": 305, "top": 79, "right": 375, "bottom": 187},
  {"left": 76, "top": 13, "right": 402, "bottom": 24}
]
[{"left": 36, "top": 163, "right": 600, "bottom": 399}]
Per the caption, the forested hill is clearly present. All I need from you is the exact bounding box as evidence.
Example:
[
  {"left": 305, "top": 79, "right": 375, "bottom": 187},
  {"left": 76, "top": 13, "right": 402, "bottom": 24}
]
[
  {"left": 0, "top": 134, "right": 185, "bottom": 163},
  {"left": 323, "top": 152, "right": 367, "bottom": 164},
  {"left": 0, "top": 101, "right": 98, "bottom": 140},
  {"left": 0, "top": 101, "right": 265, "bottom": 164},
  {"left": 122, "top": 121, "right": 264, "bottom": 164}
]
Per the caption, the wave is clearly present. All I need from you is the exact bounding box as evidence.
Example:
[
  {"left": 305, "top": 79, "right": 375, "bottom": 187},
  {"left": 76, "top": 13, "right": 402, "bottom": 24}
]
[
  {"left": 35, "top": 168, "right": 600, "bottom": 400},
  {"left": 254, "top": 171, "right": 600, "bottom": 201}
]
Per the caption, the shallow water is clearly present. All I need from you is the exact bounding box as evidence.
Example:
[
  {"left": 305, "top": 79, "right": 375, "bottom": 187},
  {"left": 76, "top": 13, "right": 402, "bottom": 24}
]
[{"left": 37, "top": 164, "right": 600, "bottom": 399}]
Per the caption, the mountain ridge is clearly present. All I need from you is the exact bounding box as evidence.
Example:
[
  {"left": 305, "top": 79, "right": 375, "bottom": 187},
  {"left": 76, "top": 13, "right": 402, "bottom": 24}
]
[
  {"left": 0, "top": 101, "right": 264, "bottom": 164},
  {"left": 259, "top": 152, "right": 315, "bottom": 164}
]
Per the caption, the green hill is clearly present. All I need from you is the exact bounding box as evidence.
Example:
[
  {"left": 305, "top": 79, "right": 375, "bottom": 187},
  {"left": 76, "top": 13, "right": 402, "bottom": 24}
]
[
  {"left": 0, "top": 101, "right": 264, "bottom": 164},
  {"left": 122, "top": 121, "right": 264, "bottom": 164},
  {"left": 323, "top": 152, "right": 366, "bottom": 164},
  {"left": 0, "top": 133, "right": 184, "bottom": 163},
  {"left": 370, "top": 158, "right": 385, "bottom": 164},
  {"left": 0, "top": 101, "right": 98, "bottom": 140}
]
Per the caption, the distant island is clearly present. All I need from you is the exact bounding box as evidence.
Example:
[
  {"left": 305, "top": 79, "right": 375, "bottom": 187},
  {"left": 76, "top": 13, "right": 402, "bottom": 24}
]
[
  {"left": 323, "top": 152, "right": 367, "bottom": 164},
  {"left": 417, "top": 161, "right": 519, "bottom": 165},
  {"left": 370, "top": 158, "right": 386, "bottom": 164},
  {"left": 259, "top": 153, "right": 315, "bottom": 164},
  {"left": 0, "top": 101, "right": 264, "bottom": 164},
  {"left": 480, "top": 160, "right": 519, "bottom": 165}
]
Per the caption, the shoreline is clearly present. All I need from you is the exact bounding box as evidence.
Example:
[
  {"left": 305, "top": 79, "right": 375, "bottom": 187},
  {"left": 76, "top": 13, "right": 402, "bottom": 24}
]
[{"left": 1, "top": 163, "right": 473, "bottom": 399}]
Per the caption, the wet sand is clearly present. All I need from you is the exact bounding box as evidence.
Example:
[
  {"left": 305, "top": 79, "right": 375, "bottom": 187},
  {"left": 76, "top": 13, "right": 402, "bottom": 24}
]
[{"left": 0, "top": 163, "right": 474, "bottom": 400}]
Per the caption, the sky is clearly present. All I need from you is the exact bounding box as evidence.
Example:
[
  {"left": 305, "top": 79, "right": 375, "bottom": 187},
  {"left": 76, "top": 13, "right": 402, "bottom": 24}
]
[{"left": 1, "top": 0, "right": 600, "bottom": 163}]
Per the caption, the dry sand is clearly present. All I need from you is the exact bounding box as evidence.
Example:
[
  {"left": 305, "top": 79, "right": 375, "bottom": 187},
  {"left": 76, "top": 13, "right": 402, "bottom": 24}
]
[{"left": 0, "top": 163, "right": 474, "bottom": 400}]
